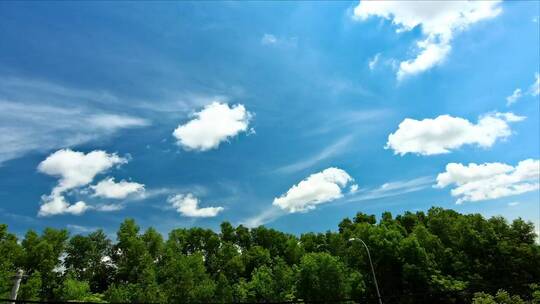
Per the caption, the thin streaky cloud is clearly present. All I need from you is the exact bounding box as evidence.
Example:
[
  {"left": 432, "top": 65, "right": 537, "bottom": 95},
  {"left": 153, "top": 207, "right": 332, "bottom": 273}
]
[{"left": 274, "top": 136, "right": 354, "bottom": 174}]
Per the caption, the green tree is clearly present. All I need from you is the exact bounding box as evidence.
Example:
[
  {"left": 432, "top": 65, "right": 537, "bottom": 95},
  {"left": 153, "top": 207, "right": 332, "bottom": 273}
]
[
  {"left": 20, "top": 228, "right": 68, "bottom": 299},
  {"left": 64, "top": 230, "right": 113, "bottom": 293},
  {"left": 297, "top": 252, "right": 349, "bottom": 302},
  {"left": 109, "top": 219, "right": 162, "bottom": 303},
  {"left": 159, "top": 252, "right": 215, "bottom": 303},
  {"left": 0, "top": 224, "right": 22, "bottom": 298}
]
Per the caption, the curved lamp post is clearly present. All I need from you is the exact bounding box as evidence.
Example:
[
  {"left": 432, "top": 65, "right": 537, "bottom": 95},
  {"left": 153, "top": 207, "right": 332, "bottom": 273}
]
[
  {"left": 10, "top": 269, "right": 25, "bottom": 304},
  {"left": 349, "top": 238, "right": 383, "bottom": 304}
]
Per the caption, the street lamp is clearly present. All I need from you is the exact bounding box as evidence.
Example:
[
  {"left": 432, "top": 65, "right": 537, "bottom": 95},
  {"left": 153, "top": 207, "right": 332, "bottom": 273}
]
[
  {"left": 349, "top": 238, "right": 383, "bottom": 304},
  {"left": 10, "top": 269, "right": 25, "bottom": 304}
]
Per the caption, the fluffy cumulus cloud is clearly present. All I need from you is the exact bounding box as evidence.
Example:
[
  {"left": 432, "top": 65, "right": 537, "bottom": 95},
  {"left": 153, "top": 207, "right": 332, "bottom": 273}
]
[
  {"left": 37, "top": 149, "right": 127, "bottom": 216},
  {"left": 91, "top": 177, "right": 144, "bottom": 199},
  {"left": 38, "top": 195, "right": 89, "bottom": 217},
  {"left": 353, "top": 1, "right": 502, "bottom": 80},
  {"left": 173, "top": 102, "right": 253, "bottom": 151},
  {"left": 386, "top": 112, "right": 525, "bottom": 156},
  {"left": 273, "top": 167, "right": 357, "bottom": 213},
  {"left": 436, "top": 159, "right": 540, "bottom": 204},
  {"left": 168, "top": 193, "right": 224, "bottom": 217}
]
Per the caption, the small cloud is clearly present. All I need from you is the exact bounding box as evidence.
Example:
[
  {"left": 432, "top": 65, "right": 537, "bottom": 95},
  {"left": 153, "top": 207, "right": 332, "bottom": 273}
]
[
  {"left": 260, "top": 33, "right": 297, "bottom": 47},
  {"left": 274, "top": 136, "right": 353, "bottom": 174},
  {"left": 528, "top": 73, "right": 539, "bottom": 97},
  {"left": 95, "top": 204, "right": 125, "bottom": 212},
  {"left": 368, "top": 53, "right": 381, "bottom": 70},
  {"left": 67, "top": 224, "right": 99, "bottom": 234},
  {"left": 435, "top": 159, "right": 540, "bottom": 204},
  {"left": 508, "top": 201, "right": 520, "bottom": 207},
  {"left": 346, "top": 176, "right": 434, "bottom": 203},
  {"left": 168, "top": 193, "right": 224, "bottom": 217},
  {"left": 273, "top": 167, "right": 357, "bottom": 213},
  {"left": 242, "top": 207, "right": 285, "bottom": 228},
  {"left": 506, "top": 88, "right": 522, "bottom": 106},
  {"left": 91, "top": 177, "right": 145, "bottom": 199},
  {"left": 172, "top": 102, "right": 253, "bottom": 151},
  {"left": 261, "top": 34, "right": 278, "bottom": 45},
  {"left": 86, "top": 114, "right": 150, "bottom": 129},
  {"left": 386, "top": 112, "right": 525, "bottom": 156}
]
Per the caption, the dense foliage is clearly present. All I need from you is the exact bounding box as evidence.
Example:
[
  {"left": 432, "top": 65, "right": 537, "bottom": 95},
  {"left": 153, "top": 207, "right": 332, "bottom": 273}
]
[{"left": 1, "top": 207, "right": 539, "bottom": 303}]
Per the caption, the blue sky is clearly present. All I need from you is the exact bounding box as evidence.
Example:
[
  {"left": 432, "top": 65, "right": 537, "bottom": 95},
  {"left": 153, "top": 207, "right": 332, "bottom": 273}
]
[{"left": 0, "top": 1, "right": 538, "bottom": 238}]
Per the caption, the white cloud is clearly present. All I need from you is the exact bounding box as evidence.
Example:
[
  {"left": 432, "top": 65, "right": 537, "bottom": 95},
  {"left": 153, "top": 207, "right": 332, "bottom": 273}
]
[
  {"left": 529, "top": 73, "right": 539, "bottom": 96},
  {"left": 38, "top": 195, "right": 89, "bottom": 217},
  {"left": 173, "top": 102, "right": 252, "bottom": 151},
  {"left": 346, "top": 176, "right": 434, "bottom": 202},
  {"left": 91, "top": 177, "right": 145, "bottom": 199},
  {"left": 242, "top": 207, "right": 285, "bottom": 228},
  {"left": 508, "top": 201, "right": 520, "bottom": 207},
  {"left": 168, "top": 193, "right": 224, "bottom": 217},
  {"left": 506, "top": 89, "right": 522, "bottom": 106},
  {"left": 398, "top": 41, "right": 451, "bottom": 80},
  {"left": 37, "top": 149, "right": 127, "bottom": 216},
  {"left": 261, "top": 34, "right": 278, "bottom": 45},
  {"left": 386, "top": 112, "right": 524, "bottom": 156},
  {"left": 505, "top": 73, "right": 539, "bottom": 106},
  {"left": 368, "top": 53, "right": 381, "bottom": 70},
  {"left": 38, "top": 149, "right": 127, "bottom": 193},
  {"left": 274, "top": 136, "right": 353, "bottom": 174},
  {"left": 244, "top": 175, "right": 431, "bottom": 227},
  {"left": 67, "top": 224, "right": 99, "bottom": 234},
  {"left": 353, "top": 1, "right": 502, "bottom": 80},
  {"left": 86, "top": 114, "right": 149, "bottom": 129},
  {"left": 273, "top": 167, "right": 357, "bottom": 213},
  {"left": 436, "top": 159, "right": 540, "bottom": 204},
  {"left": 95, "top": 203, "right": 125, "bottom": 212},
  {"left": 260, "top": 34, "right": 297, "bottom": 47},
  {"left": 0, "top": 78, "right": 150, "bottom": 165}
]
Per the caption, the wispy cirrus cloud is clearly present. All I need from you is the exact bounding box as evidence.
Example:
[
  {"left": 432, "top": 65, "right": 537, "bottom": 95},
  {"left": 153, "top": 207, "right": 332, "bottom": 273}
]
[
  {"left": 0, "top": 77, "right": 150, "bottom": 165},
  {"left": 274, "top": 136, "right": 354, "bottom": 174},
  {"left": 345, "top": 176, "right": 434, "bottom": 203}
]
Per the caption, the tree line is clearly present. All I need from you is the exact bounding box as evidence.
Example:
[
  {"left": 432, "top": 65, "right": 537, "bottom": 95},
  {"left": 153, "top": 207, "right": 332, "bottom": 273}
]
[{"left": 1, "top": 207, "right": 539, "bottom": 304}]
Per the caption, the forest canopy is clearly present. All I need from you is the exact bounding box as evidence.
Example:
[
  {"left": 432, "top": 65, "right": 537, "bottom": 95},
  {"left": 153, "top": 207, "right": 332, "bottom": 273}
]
[{"left": 1, "top": 207, "right": 539, "bottom": 304}]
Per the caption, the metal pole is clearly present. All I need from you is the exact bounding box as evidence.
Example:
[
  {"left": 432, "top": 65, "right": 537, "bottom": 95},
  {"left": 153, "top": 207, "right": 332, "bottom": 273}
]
[
  {"left": 10, "top": 269, "right": 24, "bottom": 304},
  {"left": 349, "top": 238, "right": 383, "bottom": 304}
]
